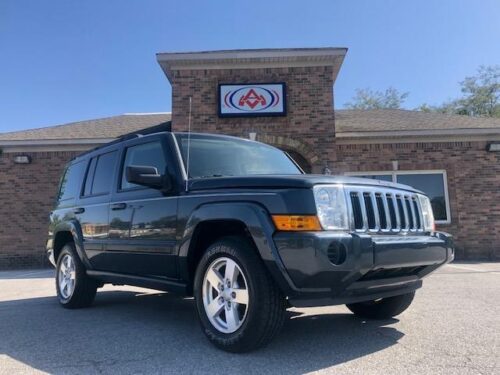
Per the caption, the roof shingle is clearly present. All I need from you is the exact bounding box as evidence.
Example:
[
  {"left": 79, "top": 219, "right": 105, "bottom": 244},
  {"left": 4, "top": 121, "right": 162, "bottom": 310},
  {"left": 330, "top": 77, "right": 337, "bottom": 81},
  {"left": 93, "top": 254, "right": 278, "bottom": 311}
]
[
  {"left": 0, "top": 109, "right": 499, "bottom": 143},
  {"left": 0, "top": 113, "right": 171, "bottom": 141}
]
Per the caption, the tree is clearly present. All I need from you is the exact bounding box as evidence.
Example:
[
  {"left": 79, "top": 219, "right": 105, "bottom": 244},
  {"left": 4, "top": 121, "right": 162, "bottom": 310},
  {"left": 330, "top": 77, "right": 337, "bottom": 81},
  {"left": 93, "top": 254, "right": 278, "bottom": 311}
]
[
  {"left": 417, "top": 65, "right": 500, "bottom": 117},
  {"left": 344, "top": 87, "right": 409, "bottom": 110}
]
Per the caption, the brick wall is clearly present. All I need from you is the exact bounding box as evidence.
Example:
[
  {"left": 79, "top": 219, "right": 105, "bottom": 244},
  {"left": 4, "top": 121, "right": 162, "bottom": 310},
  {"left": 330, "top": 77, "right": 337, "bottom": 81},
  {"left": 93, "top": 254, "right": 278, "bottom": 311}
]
[
  {"left": 170, "top": 66, "right": 336, "bottom": 172},
  {"left": 0, "top": 151, "right": 77, "bottom": 269}
]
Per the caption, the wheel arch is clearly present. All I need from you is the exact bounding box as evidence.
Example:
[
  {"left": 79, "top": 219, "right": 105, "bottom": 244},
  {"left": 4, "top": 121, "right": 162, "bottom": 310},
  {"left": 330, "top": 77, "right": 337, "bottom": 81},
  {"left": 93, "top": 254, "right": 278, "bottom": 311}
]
[
  {"left": 52, "top": 221, "right": 91, "bottom": 269},
  {"left": 178, "top": 202, "right": 295, "bottom": 295}
]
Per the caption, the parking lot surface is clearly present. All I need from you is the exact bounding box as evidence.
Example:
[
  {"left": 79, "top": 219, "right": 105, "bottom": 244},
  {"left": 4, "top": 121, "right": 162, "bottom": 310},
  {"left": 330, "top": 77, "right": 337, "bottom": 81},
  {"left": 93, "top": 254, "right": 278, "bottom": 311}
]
[{"left": 0, "top": 262, "right": 498, "bottom": 375}]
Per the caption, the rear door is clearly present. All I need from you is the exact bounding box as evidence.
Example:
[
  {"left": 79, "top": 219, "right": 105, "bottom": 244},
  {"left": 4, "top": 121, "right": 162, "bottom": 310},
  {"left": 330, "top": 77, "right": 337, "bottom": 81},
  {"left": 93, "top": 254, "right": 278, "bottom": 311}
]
[
  {"left": 76, "top": 149, "right": 119, "bottom": 269},
  {"left": 107, "top": 135, "right": 178, "bottom": 278}
]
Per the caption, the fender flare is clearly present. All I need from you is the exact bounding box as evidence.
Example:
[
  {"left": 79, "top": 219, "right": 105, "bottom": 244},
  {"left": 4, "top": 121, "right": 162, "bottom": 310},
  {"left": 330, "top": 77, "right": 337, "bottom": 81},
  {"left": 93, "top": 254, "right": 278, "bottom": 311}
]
[
  {"left": 178, "top": 202, "right": 297, "bottom": 295},
  {"left": 53, "top": 220, "right": 92, "bottom": 269}
]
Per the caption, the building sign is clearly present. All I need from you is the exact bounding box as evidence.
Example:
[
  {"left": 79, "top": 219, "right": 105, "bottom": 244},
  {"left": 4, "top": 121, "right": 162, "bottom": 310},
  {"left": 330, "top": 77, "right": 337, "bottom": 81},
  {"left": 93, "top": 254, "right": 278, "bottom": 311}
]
[{"left": 218, "top": 83, "right": 286, "bottom": 117}]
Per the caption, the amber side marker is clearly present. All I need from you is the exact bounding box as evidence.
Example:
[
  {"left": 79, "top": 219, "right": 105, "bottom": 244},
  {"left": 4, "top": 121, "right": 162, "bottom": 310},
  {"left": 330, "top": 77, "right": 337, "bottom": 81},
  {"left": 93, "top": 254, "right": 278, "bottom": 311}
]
[{"left": 272, "top": 215, "right": 322, "bottom": 231}]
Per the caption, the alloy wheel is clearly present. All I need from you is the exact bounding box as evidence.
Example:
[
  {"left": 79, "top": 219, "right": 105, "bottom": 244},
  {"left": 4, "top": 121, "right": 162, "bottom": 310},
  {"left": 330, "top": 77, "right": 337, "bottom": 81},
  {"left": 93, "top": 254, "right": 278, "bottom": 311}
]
[
  {"left": 58, "top": 254, "right": 76, "bottom": 299},
  {"left": 202, "top": 257, "right": 249, "bottom": 333}
]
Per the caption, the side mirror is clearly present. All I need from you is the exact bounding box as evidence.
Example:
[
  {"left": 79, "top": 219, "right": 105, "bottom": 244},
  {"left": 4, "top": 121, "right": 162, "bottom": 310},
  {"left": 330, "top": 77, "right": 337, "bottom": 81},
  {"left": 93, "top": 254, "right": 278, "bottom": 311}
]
[{"left": 126, "top": 165, "right": 172, "bottom": 191}]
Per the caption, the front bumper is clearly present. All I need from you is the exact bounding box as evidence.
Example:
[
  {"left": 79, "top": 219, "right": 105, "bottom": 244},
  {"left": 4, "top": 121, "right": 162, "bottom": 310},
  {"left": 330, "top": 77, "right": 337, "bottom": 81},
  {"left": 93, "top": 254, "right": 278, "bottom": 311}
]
[{"left": 273, "top": 231, "right": 454, "bottom": 307}]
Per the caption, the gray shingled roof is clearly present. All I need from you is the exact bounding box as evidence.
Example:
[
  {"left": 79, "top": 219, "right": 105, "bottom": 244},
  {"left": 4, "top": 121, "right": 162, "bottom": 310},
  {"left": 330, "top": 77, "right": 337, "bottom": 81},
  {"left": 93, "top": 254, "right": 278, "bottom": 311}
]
[
  {"left": 0, "top": 110, "right": 499, "bottom": 142},
  {"left": 0, "top": 113, "right": 171, "bottom": 141},
  {"left": 335, "top": 109, "right": 500, "bottom": 133}
]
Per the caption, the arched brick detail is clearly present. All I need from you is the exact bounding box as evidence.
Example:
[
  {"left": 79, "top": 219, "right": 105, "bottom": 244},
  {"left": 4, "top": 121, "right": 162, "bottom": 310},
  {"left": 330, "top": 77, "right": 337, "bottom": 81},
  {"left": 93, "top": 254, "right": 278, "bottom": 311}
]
[{"left": 255, "top": 134, "right": 320, "bottom": 165}]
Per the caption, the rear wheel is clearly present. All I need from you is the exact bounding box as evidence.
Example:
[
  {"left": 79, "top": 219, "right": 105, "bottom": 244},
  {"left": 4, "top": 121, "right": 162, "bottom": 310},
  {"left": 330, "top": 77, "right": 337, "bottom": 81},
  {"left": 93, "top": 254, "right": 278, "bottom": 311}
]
[
  {"left": 56, "top": 243, "right": 97, "bottom": 308},
  {"left": 194, "top": 236, "right": 286, "bottom": 353},
  {"left": 346, "top": 292, "right": 416, "bottom": 319}
]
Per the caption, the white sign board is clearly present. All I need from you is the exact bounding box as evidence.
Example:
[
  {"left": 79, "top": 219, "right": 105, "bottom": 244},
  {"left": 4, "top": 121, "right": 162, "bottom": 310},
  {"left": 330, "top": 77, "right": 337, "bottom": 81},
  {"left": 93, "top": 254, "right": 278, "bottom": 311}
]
[{"left": 218, "top": 83, "right": 286, "bottom": 117}]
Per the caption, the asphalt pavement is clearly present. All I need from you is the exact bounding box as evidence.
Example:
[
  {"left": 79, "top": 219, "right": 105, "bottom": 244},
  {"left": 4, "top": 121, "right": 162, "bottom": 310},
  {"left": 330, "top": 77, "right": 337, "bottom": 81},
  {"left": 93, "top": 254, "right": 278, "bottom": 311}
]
[{"left": 0, "top": 262, "right": 498, "bottom": 374}]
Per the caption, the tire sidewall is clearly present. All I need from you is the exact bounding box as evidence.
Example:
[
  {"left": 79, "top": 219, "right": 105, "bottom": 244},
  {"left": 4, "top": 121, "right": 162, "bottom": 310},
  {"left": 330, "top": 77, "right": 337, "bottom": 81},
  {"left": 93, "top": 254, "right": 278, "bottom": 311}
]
[
  {"left": 55, "top": 244, "right": 80, "bottom": 305},
  {"left": 194, "top": 239, "right": 264, "bottom": 346}
]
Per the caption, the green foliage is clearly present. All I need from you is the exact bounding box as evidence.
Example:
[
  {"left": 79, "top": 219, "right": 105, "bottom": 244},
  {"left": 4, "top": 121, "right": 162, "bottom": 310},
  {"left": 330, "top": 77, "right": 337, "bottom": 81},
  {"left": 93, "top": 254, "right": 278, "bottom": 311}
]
[
  {"left": 344, "top": 87, "right": 409, "bottom": 110},
  {"left": 417, "top": 65, "right": 499, "bottom": 118}
]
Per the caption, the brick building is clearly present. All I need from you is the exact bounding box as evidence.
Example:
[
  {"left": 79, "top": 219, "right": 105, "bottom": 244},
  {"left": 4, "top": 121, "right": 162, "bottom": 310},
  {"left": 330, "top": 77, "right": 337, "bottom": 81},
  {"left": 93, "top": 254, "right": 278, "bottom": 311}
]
[{"left": 1, "top": 48, "right": 499, "bottom": 269}]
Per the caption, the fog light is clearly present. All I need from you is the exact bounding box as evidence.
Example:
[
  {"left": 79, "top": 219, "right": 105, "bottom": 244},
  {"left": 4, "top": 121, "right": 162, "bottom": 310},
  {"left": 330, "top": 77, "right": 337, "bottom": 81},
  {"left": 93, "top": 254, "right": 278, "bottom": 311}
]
[{"left": 327, "top": 242, "right": 347, "bottom": 265}]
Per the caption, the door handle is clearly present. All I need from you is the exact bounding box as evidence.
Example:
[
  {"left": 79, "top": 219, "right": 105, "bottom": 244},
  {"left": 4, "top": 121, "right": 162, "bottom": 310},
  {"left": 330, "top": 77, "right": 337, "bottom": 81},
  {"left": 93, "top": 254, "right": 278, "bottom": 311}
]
[
  {"left": 111, "top": 203, "right": 127, "bottom": 210},
  {"left": 73, "top": 207, "right": 85, "bottom": 214}
]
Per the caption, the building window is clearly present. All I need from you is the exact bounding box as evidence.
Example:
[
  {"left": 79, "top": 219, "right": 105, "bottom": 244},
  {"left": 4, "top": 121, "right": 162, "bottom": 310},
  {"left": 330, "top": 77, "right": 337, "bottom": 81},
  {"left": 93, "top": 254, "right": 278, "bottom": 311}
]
[{"left": 346, "top": 170, "right": 451, "bottom": 224}]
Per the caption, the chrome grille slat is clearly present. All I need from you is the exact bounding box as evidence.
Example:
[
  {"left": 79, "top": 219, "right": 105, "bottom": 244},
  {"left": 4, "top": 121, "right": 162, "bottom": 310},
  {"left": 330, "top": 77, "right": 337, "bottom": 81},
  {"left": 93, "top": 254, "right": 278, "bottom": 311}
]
[{"left": 345, "top": 186, "right": 424, "bottom": 234}]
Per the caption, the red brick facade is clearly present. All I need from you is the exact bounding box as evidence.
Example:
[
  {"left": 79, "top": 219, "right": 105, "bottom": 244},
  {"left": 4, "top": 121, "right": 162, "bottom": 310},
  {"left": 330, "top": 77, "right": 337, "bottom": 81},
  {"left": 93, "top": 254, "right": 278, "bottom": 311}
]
[
  {"left": 171, "top": 66, "right": 336, "bottom": 173},
  {"left": 0, "top": 151, "right": 78, "bottom": 269}
]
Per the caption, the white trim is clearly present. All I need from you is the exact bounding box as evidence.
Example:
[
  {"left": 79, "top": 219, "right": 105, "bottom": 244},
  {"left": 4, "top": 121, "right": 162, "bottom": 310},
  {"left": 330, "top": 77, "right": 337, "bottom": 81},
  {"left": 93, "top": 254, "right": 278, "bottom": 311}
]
[
  {"left": 345, "top": 169, "right": 451, "bottom": 225},
  {"left": 156, "top": 48, "right": 347, "bottom": 63},
  {"left": 156, "top": 48, "right": 347, "bottom": 83}
]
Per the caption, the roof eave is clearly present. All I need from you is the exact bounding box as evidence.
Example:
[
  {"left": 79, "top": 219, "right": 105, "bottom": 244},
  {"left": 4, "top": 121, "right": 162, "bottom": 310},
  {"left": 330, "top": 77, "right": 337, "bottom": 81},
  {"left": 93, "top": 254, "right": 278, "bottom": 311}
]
[{"left": 156, "top": 47, "right": 348, "bottom": 83}]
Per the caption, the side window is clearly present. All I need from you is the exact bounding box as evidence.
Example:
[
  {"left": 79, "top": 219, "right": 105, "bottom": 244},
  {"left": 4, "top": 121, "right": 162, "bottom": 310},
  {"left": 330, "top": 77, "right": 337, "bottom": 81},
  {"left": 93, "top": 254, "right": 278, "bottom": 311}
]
[
  {"left": 82, "top": 151, "right": 118, "bottom": 196},
  {"left": 58, "top": 161, "right": 85, "bottom": 202},
  {"left": 121, "top": 141, "right": 166, "bottom": 190}
]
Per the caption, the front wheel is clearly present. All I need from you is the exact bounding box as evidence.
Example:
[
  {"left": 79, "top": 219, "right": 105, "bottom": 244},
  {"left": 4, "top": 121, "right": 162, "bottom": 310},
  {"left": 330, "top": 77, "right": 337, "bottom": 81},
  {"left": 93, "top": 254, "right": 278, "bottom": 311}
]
[
  {"left": 193, "top": 236, "right": 286, "bottom": 353},
  {"left": 346, "top": 291, "right": 416, "bottom": 319}
]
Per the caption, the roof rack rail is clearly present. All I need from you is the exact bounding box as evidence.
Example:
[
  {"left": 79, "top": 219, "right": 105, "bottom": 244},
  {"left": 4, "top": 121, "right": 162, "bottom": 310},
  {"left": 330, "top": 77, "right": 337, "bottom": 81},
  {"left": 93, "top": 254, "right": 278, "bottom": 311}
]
[{"left": 75, "top": 121, "right": 172, "bottom": 159}]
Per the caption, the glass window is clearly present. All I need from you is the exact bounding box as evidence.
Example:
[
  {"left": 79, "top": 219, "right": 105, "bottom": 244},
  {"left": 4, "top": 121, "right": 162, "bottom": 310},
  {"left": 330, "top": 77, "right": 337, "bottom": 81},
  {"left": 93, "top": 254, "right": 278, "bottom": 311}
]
[
  {"left": 58, "top": 161, "right": 85, "bottom": 201},
  {"left": 83, "top": 157, "right": 97, "bottom": 197},
  {"left": 396, "top": 173, "right": 448, "bottom": 221},
  {"left": 121, "top": 141, "right": 167, "bottom": 190},
  {"left": 175, "top": 134, "right": 301, "bottom": 178},
  {"left": 90, "top": 151, "right": 117, "bottom": 195}
]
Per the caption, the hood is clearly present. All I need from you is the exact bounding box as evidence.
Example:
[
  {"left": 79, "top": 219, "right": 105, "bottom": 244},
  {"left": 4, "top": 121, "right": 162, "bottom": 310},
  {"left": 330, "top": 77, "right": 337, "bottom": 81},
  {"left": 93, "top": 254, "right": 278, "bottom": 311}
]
[{"left": 187, "top": 174, "right": 422, "bottom": 193}]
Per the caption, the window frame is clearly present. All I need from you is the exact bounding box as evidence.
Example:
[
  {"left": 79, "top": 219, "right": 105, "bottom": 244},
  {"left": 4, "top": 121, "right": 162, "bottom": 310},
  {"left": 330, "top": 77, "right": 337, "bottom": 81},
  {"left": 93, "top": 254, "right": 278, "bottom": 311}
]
[{"left": 345, "top": 169, "right": 451, "bottom": 225}]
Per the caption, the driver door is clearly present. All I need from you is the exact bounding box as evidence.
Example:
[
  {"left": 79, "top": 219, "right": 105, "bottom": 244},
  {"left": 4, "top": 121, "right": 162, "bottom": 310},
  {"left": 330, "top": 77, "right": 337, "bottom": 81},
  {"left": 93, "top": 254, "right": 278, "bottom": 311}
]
[{"left": 107, "top": 135, "right": 178, "bottom": 278}]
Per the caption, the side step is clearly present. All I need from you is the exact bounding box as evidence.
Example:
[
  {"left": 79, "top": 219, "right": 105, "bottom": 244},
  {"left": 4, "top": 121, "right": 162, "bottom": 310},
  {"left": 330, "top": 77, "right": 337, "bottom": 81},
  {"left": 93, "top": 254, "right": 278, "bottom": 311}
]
[{"left": 87, "top": 270, "right": 188, "bottom": 294}]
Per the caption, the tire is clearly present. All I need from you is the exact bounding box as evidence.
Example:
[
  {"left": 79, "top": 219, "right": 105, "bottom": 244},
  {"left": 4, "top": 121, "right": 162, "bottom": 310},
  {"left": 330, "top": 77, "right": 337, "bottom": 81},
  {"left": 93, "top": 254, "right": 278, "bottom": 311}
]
[
  {"left": 55, "top": 242, "right": 98, "bottom": 309},
  {"left": 193, "top": 236, "right": 286, "bottom": 353},
  {"left": 346, "top": 291, "right": 416, "bottom": 319}
]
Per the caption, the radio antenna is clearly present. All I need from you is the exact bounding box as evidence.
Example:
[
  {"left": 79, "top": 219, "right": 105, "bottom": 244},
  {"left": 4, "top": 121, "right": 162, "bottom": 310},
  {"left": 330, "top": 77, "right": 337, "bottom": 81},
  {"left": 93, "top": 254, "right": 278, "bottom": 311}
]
[{"left": 185, "top": 96, "right": 192, "bottom": 192}]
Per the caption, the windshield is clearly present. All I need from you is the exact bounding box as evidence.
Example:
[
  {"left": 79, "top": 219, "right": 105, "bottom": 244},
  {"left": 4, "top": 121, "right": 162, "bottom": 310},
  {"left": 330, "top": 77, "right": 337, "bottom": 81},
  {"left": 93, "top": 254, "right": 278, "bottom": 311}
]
[{"left": 174, "top": 133, "right": 302, "bottom": 179}]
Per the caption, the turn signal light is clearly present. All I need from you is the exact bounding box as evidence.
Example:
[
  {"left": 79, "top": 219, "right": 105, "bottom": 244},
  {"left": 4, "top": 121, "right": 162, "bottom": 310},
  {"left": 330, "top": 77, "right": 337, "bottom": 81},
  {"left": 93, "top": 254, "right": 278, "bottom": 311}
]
[{"left": 272, "top": 215, "right": 322, "bottom": 231}]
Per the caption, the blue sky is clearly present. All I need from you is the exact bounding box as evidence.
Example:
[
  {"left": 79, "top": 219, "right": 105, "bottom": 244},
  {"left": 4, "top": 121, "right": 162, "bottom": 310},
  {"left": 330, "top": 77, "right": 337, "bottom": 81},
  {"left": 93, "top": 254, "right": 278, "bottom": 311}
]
[{"left": 1, "top": 0, "right": 499, "bottom": 132}]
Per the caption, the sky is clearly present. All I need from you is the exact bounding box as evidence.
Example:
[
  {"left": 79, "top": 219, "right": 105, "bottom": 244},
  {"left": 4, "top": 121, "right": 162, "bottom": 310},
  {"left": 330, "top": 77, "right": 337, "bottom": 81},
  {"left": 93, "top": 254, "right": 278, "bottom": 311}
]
[{"left": 0, "top": 0, "right": 499, "bottom": 133}]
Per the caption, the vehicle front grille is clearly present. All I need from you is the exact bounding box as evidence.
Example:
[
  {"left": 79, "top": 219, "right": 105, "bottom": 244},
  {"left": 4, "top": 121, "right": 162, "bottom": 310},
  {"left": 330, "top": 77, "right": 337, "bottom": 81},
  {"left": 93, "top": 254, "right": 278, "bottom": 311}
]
[{"left": 347, "top": 186, "right": 424, "bottom": 233}]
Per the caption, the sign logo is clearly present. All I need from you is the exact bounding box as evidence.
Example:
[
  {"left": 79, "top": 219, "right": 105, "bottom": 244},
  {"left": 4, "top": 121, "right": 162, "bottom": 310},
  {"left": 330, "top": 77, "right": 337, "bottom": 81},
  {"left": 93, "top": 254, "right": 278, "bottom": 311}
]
[{"left": 219, "top": 83, "right": 286, "bottom": 117}]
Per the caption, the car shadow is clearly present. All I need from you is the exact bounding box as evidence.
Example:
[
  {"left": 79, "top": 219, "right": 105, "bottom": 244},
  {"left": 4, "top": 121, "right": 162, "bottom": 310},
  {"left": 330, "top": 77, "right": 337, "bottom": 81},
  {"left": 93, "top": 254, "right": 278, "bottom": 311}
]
[{"left": 0, "top": 289, "right": 404, "bottom": 374}]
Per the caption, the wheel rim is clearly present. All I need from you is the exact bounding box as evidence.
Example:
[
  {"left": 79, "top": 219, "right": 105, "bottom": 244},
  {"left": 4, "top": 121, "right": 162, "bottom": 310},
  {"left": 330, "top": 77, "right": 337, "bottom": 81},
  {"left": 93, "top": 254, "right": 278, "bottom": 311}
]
[
  {"left": 202, "top": 257, "right": 249, "bottom": 334},
  {"left": 58, "top": 254, "right": 76, "bottom": 299}
]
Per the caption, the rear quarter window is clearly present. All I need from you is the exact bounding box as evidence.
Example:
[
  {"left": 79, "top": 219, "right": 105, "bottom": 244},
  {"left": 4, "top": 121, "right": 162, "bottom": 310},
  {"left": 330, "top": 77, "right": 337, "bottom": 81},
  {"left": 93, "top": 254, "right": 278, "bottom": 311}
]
[
  {"left": 82, "top": 151, "right": 118, "bottom": 196},
  {"left": 58, "top": 161, "right": 85, "bottom": 202}
]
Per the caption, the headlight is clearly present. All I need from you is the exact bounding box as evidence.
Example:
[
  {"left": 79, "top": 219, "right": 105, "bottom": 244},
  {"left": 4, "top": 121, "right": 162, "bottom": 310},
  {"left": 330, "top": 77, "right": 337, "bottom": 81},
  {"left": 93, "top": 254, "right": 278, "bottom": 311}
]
[
  {"left": 418, "top": 194, "right": 435, "bottom": 231},
  {"left": 313, "top": 185, "right": 349, "bottom": 230}
]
